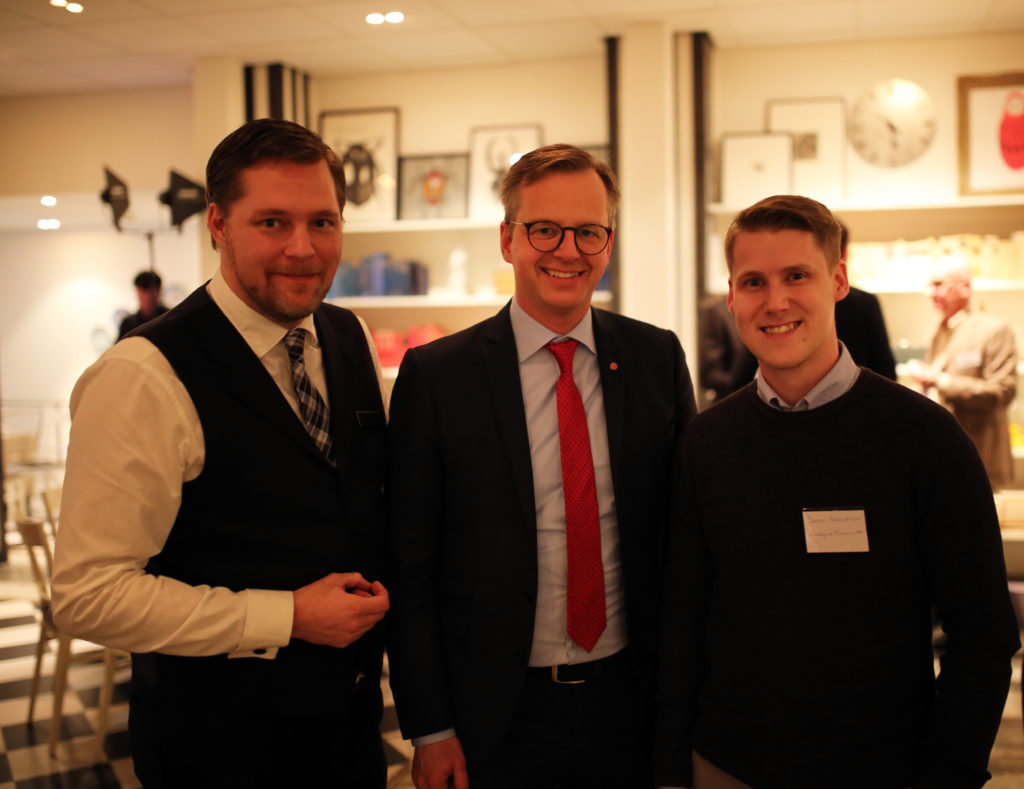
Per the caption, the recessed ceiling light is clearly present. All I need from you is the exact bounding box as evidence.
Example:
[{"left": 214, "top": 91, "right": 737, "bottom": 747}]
[
  {"left": 50, "top": 0, "right": 68, "bottom": 7},
  {"left": 41, "top": 195, "right": 57, "bottom": 207},
  {"left": 366, "top": 13, "right": 384, "bottom": 24},
  {"left": 67, "top": 2, "right": 84, "bottom": 12},
  {"left": 37, "top": 219, "right": 61, "bottom": 230},
  {"left": 384, "top": 11, "right": 404, "bottom": 23}
]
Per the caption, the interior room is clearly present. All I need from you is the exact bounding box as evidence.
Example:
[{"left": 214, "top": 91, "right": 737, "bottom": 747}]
[{"left": 1, "top": 0, "right": 1023, "bottom": 786}]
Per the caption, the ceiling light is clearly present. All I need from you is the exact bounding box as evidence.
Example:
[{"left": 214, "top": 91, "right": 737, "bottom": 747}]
[
  {"left": 384, "top": 11, "right": 404, "bottom": 23},
  {"left": 41, "top": 195, "right": 57, "bottom": 207},
  {"left": 37, "top": 219, "right": 61, "bottom": 230},
  {"left": 67, "top": 2, "right": 84, "bottom": 12},
  {"left": 50, "top": 0, "right": 68, "bottom": 7},
  {"left": 366, "top": 13, "right": 384, "bottom": 24}
]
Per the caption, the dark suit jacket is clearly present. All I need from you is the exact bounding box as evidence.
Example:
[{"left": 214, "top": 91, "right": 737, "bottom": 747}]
[
  {"left": 386, "top": 303, "right": 697, "bottom": 769},
  {"left": 835, "top": 286, "right": 897, "bottom": 380}
]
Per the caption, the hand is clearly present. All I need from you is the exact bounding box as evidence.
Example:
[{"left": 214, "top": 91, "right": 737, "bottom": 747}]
[
  {"left": 291, "top": 572, "right": 389, "bottom": 648},
  {"left": 907, "top": 359, "right": 936, "bottom": 389},
  {"left": 412, "top": 737, "right": 468, "bottom": 789}
]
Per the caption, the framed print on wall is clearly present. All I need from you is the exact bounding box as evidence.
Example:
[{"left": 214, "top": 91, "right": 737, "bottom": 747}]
[
  {"left": 319, "top": 107, "right": 399, "bottom": 222},
  {"left": 397, "top": 153, "right": 469, "bottom": 220},
  {"left": 468, "top": 124, "right": 542, "bottom": 220},
  {"left": 720, "top": 132, "right": 793, "bottom": 207},
  {"left": 958, "top": 72, "right": 1024, "bottom": 196},
  {"left": 766, "top": 97, "right": 845, "bottom": 205}
]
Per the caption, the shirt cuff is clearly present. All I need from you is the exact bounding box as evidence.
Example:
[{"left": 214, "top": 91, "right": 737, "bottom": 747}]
[
  {"left": 936, "top": 372, "right": 951, "bottom": 391},
  {"left": 411, "top": 729, "right": 457, "bottom": 747},
  {"left": 227, "top": 588, "right": 294, "bottom": 659}
]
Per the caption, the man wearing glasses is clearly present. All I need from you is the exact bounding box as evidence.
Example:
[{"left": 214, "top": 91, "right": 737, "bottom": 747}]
[{"left": 387, "top": 144, "right": 697, "bottom": 788}]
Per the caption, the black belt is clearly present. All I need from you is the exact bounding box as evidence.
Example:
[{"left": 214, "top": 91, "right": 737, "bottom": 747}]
[{"left": 530, "top": 649, "right": 627, "bottom": 685}]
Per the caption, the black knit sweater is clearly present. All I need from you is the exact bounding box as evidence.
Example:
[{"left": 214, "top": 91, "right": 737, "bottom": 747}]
[{"left": 656, "top": 371, "right": 1020, "bottom": 788}]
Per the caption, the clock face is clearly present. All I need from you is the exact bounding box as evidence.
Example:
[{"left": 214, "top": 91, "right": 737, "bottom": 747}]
[{"left": 849, "top": 78, "right": 937, "bottom": 167}]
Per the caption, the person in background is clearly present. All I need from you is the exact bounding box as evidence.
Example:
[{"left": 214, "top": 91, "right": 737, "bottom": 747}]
[
  {"left": 910, "top": 261, "right": 1018, "bottom": 489},
  {"left": 656, "top": 195, "right": 1019, "bottom": 789},
  {"left": 387, "top": 144, "right": 697, "bottom": 789},
  {"left": 52, "top": 118, "right": 390, "bottom": 787},
  {"left": 697, "top": 295, "right": 758, "bottom": 404},
  {"left": 833, "top": 222, "right": 897, "bottom": 380},
  {"left": 117, "top": 269, "right": 169, "bottom": 339}
]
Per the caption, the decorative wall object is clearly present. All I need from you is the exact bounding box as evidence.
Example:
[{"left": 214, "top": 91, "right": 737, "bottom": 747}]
[
  {"left": 766, "top": 97, "right": 845, "bottom": 205},
  {"left": 398, "top": 153, "right": 469, "bottom": 220},
  {"left": 848, "top": 78, "right": 936, "bottom": 168},
  {"left": 319, "top": 108, "right": 399, "bottom": 222},
  {"left": 468, "top": 124, "right": 542, "bottom": 220},
  {"left": 958, "top": 72, "right": 1024, "bottom": 196},
  {"left": 720, "top": 132, "right": 793, "bottom": 207}
]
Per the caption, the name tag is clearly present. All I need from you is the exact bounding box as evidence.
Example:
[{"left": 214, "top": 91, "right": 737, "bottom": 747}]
[{"left": 802, "top": 508, "right": 869, "bottom": 553}]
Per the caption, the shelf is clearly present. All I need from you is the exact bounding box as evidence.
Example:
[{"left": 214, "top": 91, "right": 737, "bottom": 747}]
[{"left": 853, "top": 278, "right": 1024, "bottom": 295}]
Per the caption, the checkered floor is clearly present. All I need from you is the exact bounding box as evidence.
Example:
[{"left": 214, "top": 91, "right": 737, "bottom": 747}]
[{"left": 0, "top": 545, "right": 414, "bottom": 789}]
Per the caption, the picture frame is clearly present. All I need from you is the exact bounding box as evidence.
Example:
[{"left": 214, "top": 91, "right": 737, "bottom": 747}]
[
  {"left": 397, "top": 153, "right": 469, "bottom": 220},
  {"left": 468, "top": 124, "right": 543, "bottom": 220},
  {"left": 319, "top": 108, "right": 399, "bottom": 222},
  {"left": 765, "top": 97, "right": 845, "bottom": 206},
  {"left": 957, "top": 72, "right": 1024, "bottom": 196},
  {"left": 719, "top": 132, "right": 793, "bottom": 207}
]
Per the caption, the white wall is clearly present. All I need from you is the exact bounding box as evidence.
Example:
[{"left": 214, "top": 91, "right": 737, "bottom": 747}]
[
  {"left": 711, "top": 31, "right": 1024, "bottom": 206},
  {"left": 0, "top": 221, "right": 200, "bottom": 403},
  {"left": 313, "top": 56, "right": 607, "bottom": 154}
]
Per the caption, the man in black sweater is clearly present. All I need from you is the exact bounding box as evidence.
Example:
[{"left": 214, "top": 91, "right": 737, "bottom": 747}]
[{"left": 656, "top": 195, "right": 1020, "bottom": 789}]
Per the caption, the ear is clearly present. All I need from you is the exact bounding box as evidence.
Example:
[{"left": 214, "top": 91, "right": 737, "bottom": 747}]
[
  {"left": 499, "top": 221, "right": 514, "bottom": 264},
  {"left": 833, "top": 261, "right": 850, "bottom": 303},
  {"left": 207, "top": 203, "right": 227, "bottom": 249}
]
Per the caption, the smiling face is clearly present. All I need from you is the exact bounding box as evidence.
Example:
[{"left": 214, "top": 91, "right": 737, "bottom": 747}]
[
  {"left": 209, "top": 159, "right": 342, "bottom": 328},
  {"left": 500, "top": 169, "right": 613, "bottom": 334},
  {"left": 728, "top": 228, "right": 849, "bottom": 404}
]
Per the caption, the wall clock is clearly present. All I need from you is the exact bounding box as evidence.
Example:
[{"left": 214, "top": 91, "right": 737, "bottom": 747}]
[{"left": 848, "top": 78, "right": 937, "bottom": 167}]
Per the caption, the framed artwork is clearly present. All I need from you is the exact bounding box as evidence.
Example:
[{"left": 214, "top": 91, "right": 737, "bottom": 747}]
[
  {"left": 398, "top": 153, "right": 469, "bottom": 220},
  {"left": 319, "top": 108, "right": 399, "bottom": 222},
  {"left": 957, "top": 72, "right": 1024, "bottom": 196},
  {"left": 468, "top": 124, "right": 542, "bottom": 220},
  {"left": 766, "top": 97, "right": 845, "bottom": 205},
  {"left": 720, "top": 132, "right": 793, "bottom": 207}
]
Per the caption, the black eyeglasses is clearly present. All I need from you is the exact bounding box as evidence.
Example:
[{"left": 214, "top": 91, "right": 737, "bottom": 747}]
[{"left": 507, "top": 220, "right": 612, "bottom": 255}]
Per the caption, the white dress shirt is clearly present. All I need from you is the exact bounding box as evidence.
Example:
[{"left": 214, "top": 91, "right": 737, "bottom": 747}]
[
  {"left": 51, "top": 270, "right": 382, "bottom": 660},
  {"left": 509, "top": 299, "right": 627, "bottom": 667}
]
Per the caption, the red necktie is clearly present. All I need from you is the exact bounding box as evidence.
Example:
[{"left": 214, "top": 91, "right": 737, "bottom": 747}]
[{"left": 546, "top": 339, "right": 606, "bottom": 653}]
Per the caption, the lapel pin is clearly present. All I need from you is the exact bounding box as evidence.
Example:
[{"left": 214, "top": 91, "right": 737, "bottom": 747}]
[{"left": 609, "top": 362, "right": 619, "bottom": 371}]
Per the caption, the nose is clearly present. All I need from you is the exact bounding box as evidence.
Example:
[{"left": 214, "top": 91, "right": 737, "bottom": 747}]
[
  {"left": 285, "top": 226, "right": 315, "bottom": 257},
  {"left": 764, "top": 282, "right": 789, "bottom": 312},
  {"left": 552, "top": 228, "right": 579, "bottom": 259}
]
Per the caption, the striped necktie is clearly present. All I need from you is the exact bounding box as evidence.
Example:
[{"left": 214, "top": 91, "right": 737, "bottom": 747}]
[{"left": 283, "top": 328, "right": 335, "bottom": 465}]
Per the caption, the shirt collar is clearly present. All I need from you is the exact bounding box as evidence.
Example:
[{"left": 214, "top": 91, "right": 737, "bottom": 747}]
[
  {"left": 207, "top": 267, "right": 319, "bottom": 359},
  {"left": 509, "top": 298, "right": 596, "bottom": 362},
  {"left": 756, "top": 342, "right": 860, "bottom": 412},
  {"left": 944, "top": 305, "right": 970, "bottom": 332}
]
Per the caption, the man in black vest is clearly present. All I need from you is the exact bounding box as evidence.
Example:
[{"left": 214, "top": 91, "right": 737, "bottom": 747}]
[{"left": 53, "top": 119, "right": 390, "bottom": 787}]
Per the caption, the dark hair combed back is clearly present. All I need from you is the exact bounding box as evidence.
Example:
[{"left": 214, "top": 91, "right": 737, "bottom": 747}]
[
  {"left": 133, "top": 270, "right": 162, "bottom": 290},
  {"left": 205, "top": 118, "right": 346, "bottom": 228},
  {"left": 500, "top": 144, "right": 620, "bottom": 226},
  {"left": 724, "top": 195, "right": 842, "bottom": 272}
]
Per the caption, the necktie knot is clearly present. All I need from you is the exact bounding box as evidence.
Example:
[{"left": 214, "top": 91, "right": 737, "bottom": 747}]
[
  {"left": 284, "top": 328, "right": 307, "bottom": 363},
  {"left": 546, "top": 338, "right": 578, "bottom": 375}
]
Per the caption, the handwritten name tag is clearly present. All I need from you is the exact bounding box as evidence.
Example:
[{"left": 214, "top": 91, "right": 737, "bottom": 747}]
[{"left": 802, "top": 508, "right": 869, "bottom": 553}]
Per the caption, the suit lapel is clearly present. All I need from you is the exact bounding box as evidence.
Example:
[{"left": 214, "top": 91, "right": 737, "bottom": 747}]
[
  {"left": 192, "top": 297, "right": 330, "bottom": 467},
  {"left": 593, "top": 308, "right": 625, "bottom": 488},
  {"left": 315, "top": 308, "right": 358, "bottom": 479},
  {"left": 481, "top": 305, "right": 537, "bottom": 530}
]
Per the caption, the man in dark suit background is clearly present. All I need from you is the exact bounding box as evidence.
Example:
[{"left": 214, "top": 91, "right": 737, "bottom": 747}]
[
  {"left": 53, "top": 119, "right": 390, "bottom": 787},
  {"left": 387, "top": 144, "right": 697, "bottom": 788},
  {"left": 834, "top": 221, "right": 897, "bottom": 380}
]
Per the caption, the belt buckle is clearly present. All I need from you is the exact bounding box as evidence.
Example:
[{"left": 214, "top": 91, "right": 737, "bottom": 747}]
[{"left": 550, "top": 665, "right": 586, "bottom": 685}]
